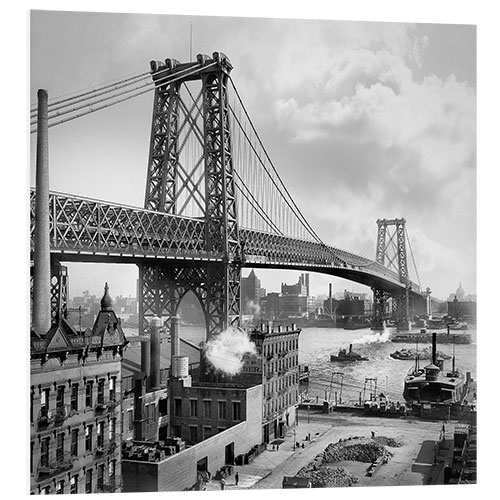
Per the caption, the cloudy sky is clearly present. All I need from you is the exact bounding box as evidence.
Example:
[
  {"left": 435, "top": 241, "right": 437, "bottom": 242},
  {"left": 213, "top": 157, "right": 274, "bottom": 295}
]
[{"left": 29, "top": 6, "right": 477, "bottom": 301}]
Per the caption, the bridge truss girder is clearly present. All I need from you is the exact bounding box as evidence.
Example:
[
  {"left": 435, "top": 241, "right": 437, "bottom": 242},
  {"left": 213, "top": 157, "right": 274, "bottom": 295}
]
[{"left": 138, "top": 261, "right": 240, "bottom": 339}]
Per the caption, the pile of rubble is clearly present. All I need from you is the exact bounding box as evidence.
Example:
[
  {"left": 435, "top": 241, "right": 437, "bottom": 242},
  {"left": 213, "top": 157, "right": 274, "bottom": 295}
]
[
  {"left": 296, "top": 436, "right": 398, "bottom": 487},
  {"left": 298, "top": 465, "right": 358, "bottom": 488},
  {"left": 322, "top": 438, "right": 388, "bottom": 463}
]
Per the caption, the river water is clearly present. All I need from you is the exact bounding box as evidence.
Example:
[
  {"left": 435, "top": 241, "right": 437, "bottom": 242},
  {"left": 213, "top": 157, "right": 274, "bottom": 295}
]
[
  {"left": 127, "top": 324, "right": 477, "bottom": 406},
  {"left": 298, "top": 327, "right": 477, "bottom": 405}
]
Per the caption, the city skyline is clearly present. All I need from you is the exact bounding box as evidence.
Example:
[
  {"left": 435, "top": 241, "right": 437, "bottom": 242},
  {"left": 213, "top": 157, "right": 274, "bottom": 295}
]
[{"left": 30, "top": 10, "right": 476, "bottom": 301}]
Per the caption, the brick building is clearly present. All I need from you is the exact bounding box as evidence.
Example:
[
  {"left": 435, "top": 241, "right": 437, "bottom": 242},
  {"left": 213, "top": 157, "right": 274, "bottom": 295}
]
[
  {"left": 30, "top": 284, "right": 128, "bottom": 495},
  {"left": 249, "top": 323, "right": 301, "bottom": 443}
]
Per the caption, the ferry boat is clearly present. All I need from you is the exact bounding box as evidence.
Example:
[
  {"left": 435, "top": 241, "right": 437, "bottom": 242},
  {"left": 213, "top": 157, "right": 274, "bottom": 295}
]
[
  {"left": 403, "top": 332, "right": 468, "bottom": 404},
  {"left": 390, "top": 346, "right": 451, "bottom": 361},
  {"left": 391, "top": 329, "right": 471, "bottom": 344},
  {"left": 330, "top": 344, "right": 368, "bottom": 362}
]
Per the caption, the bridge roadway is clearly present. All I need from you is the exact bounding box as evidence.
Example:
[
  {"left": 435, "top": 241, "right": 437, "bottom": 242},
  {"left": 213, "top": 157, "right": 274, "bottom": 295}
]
[{"left": 30, "top": 190, "right": 421, "bottom": 297}]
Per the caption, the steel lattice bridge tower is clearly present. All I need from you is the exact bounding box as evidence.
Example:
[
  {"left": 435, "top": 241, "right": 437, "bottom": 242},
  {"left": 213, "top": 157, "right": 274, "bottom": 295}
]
[{"left": 30, "top": 52, "right": 425, "bottom": 338}]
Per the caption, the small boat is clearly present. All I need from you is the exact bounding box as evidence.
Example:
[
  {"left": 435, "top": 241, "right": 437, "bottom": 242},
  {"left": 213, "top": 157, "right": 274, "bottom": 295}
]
[
  {"left": 390, "top": 346, "right": 451, "bottom": 361},
  {"left": 330, "top": 344, "right": 368, "bottom": 362}
]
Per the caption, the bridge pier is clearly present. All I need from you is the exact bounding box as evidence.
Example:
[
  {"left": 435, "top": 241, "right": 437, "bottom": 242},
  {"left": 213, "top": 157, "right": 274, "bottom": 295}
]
[{"left": 137, "top": 261, "right": 241, "bottom": 340}]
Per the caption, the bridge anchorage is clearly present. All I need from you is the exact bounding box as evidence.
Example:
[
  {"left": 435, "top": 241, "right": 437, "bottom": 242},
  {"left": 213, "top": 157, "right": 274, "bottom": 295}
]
[{"left": 30, "top": 51, "right": 427, "bottom": 346}]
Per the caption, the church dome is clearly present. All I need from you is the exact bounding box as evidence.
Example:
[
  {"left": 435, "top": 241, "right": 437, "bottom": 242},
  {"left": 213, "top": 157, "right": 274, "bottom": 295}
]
[{"left": 455, "top": 282, "right": 465, "bottom": 300}]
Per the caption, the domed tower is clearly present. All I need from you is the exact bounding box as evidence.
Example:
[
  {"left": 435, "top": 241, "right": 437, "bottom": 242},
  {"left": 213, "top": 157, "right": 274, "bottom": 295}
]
[{"left": 455, "top": 283, "right": 465, "bottom": 301}]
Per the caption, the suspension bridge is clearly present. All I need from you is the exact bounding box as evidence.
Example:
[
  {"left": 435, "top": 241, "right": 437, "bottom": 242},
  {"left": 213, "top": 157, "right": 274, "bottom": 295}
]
[{"left": 30, "top": 51, "right": 425, "bottom": 339}]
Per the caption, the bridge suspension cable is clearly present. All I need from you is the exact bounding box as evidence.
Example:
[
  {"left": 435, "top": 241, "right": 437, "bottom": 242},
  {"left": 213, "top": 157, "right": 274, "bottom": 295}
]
[
  {"left": 405, "top": 227, "right": 421, "bottom": 289},
  {"left": 30, "top": 62, "right": 215, "bottom": 133},
  {"left": 29, "top": 69, "right": 151, "bottom": 116}
]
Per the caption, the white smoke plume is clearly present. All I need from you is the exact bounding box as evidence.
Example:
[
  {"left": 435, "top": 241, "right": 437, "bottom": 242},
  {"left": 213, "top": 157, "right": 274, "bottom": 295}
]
[
  {"left": 353, "top": 331, "right": 391, "bottom": 344},
  {"left": 204, "top": 327, "right": 257, "bottom": 376},
  {"left": 246, "top": 300, "right": 261, "bottom": 316}
]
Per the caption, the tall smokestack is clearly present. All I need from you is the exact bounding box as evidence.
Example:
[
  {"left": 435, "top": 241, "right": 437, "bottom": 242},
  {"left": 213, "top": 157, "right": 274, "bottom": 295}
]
[
  {"left": 171, "top": 315, "right": 180, "bottom": 359},
  {"left": 149, "top": 316, "right": 162, "bottom": 389},
  {"left": 432, "top": 331, "right": 437, "bottom": 366},
  {"left": 141, "top": 336, "right": 150, "bottom": 379},
  {"left": 33, "top": 89, "right": 51, "bottom": 335},
  {"left": 329, "top": 283, "right": 332, "bottom": 315}
]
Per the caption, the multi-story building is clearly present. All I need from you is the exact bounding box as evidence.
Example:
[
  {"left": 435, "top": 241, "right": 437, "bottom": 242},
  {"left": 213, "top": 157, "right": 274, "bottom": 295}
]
[
  {"left": 241, "top": 270, "right": 265, "bottom": 315},
  {"left": 249, "top": 323, "right": 301, "bottom": 443},
  {"left": 30, "top": 284, "right": 128, "bottom": 495}
]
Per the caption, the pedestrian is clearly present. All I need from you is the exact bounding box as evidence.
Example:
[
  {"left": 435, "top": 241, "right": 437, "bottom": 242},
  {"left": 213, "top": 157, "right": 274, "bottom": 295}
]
[
  {"left": 220, "top": 478, "right": 225, "bottom": 490},
  {"left": 276, "top": 444, "right": 280, "bottom": 451},
  {"left": 371, "top": 431, "right": 375, "bottom": 438},
  {"left": 235, "top": 472, "right": 239, "bottom": 486},
  {"left": 272, "top": 444, "right": 275, "bottom": 451}
]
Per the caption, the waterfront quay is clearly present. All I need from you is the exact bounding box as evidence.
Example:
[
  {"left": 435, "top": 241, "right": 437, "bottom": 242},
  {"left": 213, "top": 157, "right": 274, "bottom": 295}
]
[{"left": 204, "top": 408, "right": 468, "bottom": 490}]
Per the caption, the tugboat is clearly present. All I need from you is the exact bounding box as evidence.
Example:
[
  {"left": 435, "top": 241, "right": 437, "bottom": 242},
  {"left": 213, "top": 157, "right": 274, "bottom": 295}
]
[
  {"left": 330, "top": 344, "right": 368, "bottom": 362},
  {"left": 390, "top": 346, "right": 451, "bottom": 361},
  {"left": 403, "top": 332, "right": 468, "bottom": 404}
]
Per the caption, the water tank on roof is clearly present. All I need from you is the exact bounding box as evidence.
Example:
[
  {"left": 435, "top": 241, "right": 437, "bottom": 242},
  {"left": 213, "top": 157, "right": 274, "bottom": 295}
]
[{"left": 172, "top": 356, "right": 189, "bottom": 378}]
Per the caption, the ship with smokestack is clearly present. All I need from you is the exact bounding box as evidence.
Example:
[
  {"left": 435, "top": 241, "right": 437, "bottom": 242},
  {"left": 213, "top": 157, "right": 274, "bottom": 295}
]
[
  {"left": 403, "top": 331, "right": 469, "bottom": 405},
  {"left": 330, "top": 344, "right": 369, "bottom": 362}
]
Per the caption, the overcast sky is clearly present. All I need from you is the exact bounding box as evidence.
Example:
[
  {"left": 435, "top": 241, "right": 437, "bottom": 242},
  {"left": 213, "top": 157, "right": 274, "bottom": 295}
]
[{"left": 29, "top": 9, "right": 477, "bottom": 301}]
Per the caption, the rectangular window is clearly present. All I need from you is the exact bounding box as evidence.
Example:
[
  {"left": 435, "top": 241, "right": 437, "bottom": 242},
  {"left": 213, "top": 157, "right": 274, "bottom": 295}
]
[
  {"left": 97, "top": 379, "right": 105, "bottom": 404},
  {"left": 30, "top": 441, "right": 34, "bottom": 473},
  {"left": 232, "top": 401, "right": 241, "bottom": 420},
  {"left": 70, "top": 475, "right": 78, "bottom": 494},
  {"left": 56, "top": 386, "right": 65, "bottom": 408},
  {"left": 109, "top": 460, "right": 115, "bottom": 480},
  {"left": 190, "top": 399, "right": 198, "bottom": 417},
  {"left": 40, "top": 388, "right": 50, "bottom": 417},
  {"left": 97, "top": 463, "right": 104, "bottom": 490},
  {"left": 40, "top": 437, "right": 50, "bottom": 467},
  {"left": 70, "top": 384, "right": 78, "bottom": 412},
  {"left": 85, "top": 425, "right": 93, "bottom": 452},
  {"left": 174, "top": 398, "right": 182, "bottom": 417},
  {"left": 109, "top": 376, "right": 116, "bottom": 401},
  {"left": 55, "top": 480, "right": 64, "bottom": 495},
  {"left": 97, "top": 421, "right": 104, "bottom": 448},
  {"left": 71, "top": 429, "right": 78, "bottom": 456},
  {"left": 189, "top": 425, "right": 198, "bottom": 443},
  {"left": 203, "top": 400, "right": 211, "bottom": 419},
  {"left": 85, "top": 381, "right": 93, "bottom": 407},
  {"left": 109, "top": 418, "right": 116, "bottom": 442},
  {"left": 218, "top": 401, "right": 227, "bottom": 419},
  {"left": 85, "top": 469, "right": 93, "bottom": 494},
  {"left": 56, "top": 432, "right": 64, "bottom": 460},
  {"left": 203, "top": 426, "right": 212, "bottom": 439},
  {"left": 127, "top": 409, "right": 134, "bottom": 431}
]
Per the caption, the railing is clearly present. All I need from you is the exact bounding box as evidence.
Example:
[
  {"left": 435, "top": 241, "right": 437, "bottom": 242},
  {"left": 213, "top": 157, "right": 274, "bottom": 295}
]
[
  {"left": 97, "top": 476, "right": 123, "bottom": 493},
  {"left": 37, "top": 452, "right": 73, "bottom": 480},
  {"left": 95, "top": 398, "right": 119, "bottom": 414},
  {"left": 37, "top": 405, "right": 73, "bottom": 428}
]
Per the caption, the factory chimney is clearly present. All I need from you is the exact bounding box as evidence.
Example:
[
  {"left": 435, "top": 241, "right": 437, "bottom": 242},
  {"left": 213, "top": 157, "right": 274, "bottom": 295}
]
[
  {"left": 149, "top": 316, "right": 162, "bottom": 389},
  {"left": 32, "top": 89, "right": 51, "bottom": 335}
]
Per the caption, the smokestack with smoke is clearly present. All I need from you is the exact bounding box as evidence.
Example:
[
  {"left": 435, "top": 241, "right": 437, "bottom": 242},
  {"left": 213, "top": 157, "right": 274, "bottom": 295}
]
[{"left": 203, "top": 327, "right": 257, "bottom": 376}]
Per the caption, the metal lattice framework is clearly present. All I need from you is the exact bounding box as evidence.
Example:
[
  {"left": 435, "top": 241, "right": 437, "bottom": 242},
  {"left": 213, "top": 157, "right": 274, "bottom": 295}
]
[
  {"left": 30, "top": 190, "right": 420, "bottom": 293},
  {"left": 30, "top": 52, "right": 424, "bottom": 336},
  {"left": 373, "top": 218, "right": 411, "bottom": 327}
]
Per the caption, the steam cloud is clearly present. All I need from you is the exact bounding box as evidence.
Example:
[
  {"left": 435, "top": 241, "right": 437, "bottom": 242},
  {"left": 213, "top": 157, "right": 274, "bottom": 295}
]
[
  {"left": 246, "top": 300, "right": 261, "bottom": 316},
  {"left": 353, "top": 331, "right": 391, "bottom": 344},
  {"left": 204, "top": 327, "right": 257, "bottom": 376}
]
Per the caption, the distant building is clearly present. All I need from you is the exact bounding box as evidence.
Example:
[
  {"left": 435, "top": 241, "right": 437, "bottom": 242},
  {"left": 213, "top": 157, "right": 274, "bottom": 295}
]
[
  {"left": 446, "top": 283, "right": 477, "bottom": 323},
  {"left": 30, "top": 284, "right": 128, "bottom": 495},
  {"left": 241, "top": 270, "right": 265, "bottom": 315}
]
